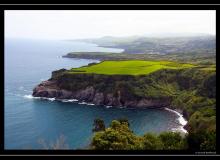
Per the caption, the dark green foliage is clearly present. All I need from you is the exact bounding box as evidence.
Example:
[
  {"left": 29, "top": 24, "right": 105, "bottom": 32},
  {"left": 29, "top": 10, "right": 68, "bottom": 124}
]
[
  {"left": 117, "top": 118, "right": 130, "bottom": 127},
  {"left": 158, "top": 132, "right": 187, "bottom": 150},
  {"left": 51, "top": 68, "right": 67, "bottom": 80},
  {"left": 55, "top": 67, "right": 215, "bottom": 104},
  {"left": 142, "top": 133, "right": 163, "bottom": 150},
  {"left": 198, "top": 73, "right": 216, "bottom": 98},
  {"left": 91, "top": 119, "right": 216, "bottom": 150},
  {"left": 187, "top": 130, "right": 216, "bottom": 151},
  {"left": 91, "top": 120, "right": 188, "bottom": 150},
  {"left": 200, "top": 130, "right": 216, "bottom": 150},
  {"left": 91, "top": 120, "right": 141, "bottom": 150},
  {"left": 92, "top": 118, "right": 105, "bottom": 132},
  {"left": 88, "top": 62, "right": 98, "bottom": 66},
  {"left": 188, "top": 111, "right": 216, "bottom": 133}
]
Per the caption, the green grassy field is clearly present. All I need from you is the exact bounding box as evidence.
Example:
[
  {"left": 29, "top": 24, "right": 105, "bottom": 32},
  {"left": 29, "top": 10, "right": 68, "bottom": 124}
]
[{"left": 69, "top": 60, "right": 196, "bottom": 75}]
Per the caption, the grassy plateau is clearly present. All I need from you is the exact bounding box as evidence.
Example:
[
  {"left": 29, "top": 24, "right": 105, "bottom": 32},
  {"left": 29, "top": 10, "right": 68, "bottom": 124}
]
[{"left": 69, "top": 60, "right": 196, "bottom": 75}]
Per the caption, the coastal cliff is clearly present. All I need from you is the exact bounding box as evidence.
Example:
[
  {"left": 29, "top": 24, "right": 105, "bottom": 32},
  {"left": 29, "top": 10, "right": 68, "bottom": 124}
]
[
  {"left": 33, "top": 69, "right": 171, "bottom": 108},
  {"left": 32, "top": 63, "right": 216, "bottom": 136},
  {"left": 32, "top": 65, "right": 215, "bottom": 116}
]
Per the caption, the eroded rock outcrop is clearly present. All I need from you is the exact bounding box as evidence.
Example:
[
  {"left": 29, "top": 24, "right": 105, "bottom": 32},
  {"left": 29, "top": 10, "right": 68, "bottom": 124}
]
[
  {"left": 32, "top": 68, "right": 176, "bottom": 108},
  {"left": 32, "top": 80, "right": 170, "bottom": 108}
]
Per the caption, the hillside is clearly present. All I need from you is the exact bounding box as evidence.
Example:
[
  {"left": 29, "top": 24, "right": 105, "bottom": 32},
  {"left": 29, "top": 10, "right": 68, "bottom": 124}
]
[
  {"left": 71, "top": 35, "right": 216, "bottom": 55},
  {"left": 64, "top": 51, "right": 216, "bottom": 65}
]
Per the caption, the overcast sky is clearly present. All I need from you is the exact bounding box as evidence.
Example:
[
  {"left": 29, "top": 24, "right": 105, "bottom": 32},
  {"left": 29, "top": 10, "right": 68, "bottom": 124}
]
[{"left": 5, "top": 10, "right": 216, "bottom": 40}]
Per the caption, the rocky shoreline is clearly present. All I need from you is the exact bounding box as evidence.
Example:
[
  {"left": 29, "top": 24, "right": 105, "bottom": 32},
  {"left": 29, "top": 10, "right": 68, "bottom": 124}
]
[
  {"left": 32, "top": 67, "right": 201, "bottom": 134},
  {"left": 32, "top": 77, "right": 191, "bottom": 135},
  {"left": 32, "top": 80, "right": 170, "bottom": 109},
  {"left": 32, "top": 80, "right": 189, "bottom": 134}
]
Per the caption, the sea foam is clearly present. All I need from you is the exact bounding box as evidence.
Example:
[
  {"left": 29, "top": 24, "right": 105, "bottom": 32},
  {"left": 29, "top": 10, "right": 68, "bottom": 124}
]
[
  {"left": 164, "top": 107, "right": 188, "bottom": 134},
  {"left": 24, "top": 95, "right": 39, "bottom": 99},
  {"left": 23, "top": 95, "right": 55, "bottom": 101},
  {"left": 61, "top": 99, "right": 79, "bottom": 103}
]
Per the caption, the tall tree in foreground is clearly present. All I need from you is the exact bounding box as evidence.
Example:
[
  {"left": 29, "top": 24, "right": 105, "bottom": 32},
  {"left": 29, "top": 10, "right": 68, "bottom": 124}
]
[{"left": 92, "top": 118, "right": 106, "bottom": 132}]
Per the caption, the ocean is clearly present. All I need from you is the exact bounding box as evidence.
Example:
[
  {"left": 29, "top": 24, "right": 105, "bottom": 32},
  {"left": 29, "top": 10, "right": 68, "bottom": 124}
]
[{"left": 4, "top": 38, "right": 185, "bottom": 149}]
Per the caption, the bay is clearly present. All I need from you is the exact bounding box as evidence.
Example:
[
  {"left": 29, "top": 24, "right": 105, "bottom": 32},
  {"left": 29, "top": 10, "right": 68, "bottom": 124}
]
[{"left": 4, "top": 38, "right": 180, "bottom": 149}]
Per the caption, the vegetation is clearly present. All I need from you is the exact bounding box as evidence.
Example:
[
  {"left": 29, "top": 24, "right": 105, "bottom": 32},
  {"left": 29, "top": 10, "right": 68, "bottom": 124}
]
[
  {"left": 90, "top": 119, "right": 216, "bottom": 150},
  {"left": 68, "top": 60, "right": 195, "bottom": 75},
  {"left": 64, "top": 51, "right": 216, "bottom": 64},
  {"left": 92, "top": 118, "right": 106, "bottom": 132},
  {"left": 51, "top": 64, "right": 215, "bottom": 151},
  {"left": 71, "top": 35, "right": 216, "bottom": 55},
  {"left": 186, "top": 130, "right": 216, "bottom": 151},
  {"left": 61, "top": 36, "right": 216, "bottom": 151}
]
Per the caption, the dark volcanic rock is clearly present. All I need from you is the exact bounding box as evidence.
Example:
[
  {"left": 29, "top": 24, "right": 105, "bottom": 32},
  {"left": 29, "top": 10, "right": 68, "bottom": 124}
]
[
  {"left": 75, "top": 86, "right": 95, "bottom": 101},
  {"left": 32, "top": 80, "right": 72, "bottom": 99},
  {"left": 105, "top": 93, "right": 114, "bottom": 106},
  {"left": 32, "top": 78, "right": 171, "bottom": 109},
  {"left": 93, "top": 92, "right": 104, "bottom": 105}
]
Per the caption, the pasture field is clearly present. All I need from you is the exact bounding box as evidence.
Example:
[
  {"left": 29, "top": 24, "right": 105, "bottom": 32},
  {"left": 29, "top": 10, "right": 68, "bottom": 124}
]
[{"left": 69, "top": 60, "right": 196, "bottom": 75}]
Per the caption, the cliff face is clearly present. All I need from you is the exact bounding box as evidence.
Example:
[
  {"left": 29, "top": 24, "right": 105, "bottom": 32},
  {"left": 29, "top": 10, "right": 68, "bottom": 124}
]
[
  {"left": 32, "top": 69, "right": 172, "bottom": 108},
  {"left": 32, "top": 66, "right": 216, "bottom": 139},
  {"left": 33, "top": 81, "right": 170, "bottom": 108},
  {"left": 32, "top": 67, "right": 215, "bottom": 111}
]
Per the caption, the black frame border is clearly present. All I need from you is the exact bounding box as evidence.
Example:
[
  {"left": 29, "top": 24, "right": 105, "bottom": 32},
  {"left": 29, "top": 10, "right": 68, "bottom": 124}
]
[{"left": 1, "top": 4, "right": 218, "bottom": 156}]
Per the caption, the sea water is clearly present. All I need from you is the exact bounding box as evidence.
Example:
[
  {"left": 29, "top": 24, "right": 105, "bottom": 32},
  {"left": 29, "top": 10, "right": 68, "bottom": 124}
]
[{"left": 4, "top": 38, "right": 185, "bottom": 149}]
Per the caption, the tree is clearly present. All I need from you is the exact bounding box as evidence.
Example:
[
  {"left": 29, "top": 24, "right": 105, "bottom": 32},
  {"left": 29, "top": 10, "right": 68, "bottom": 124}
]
[
  {"left": 187, "top": 130, "right": 216, "bottom": 151},
  {"left": 91, "top": 119, "right": 188, "bottom": 150},
  {"left": 142, "top": 133, "right": 163, "bottom": 150},
  {"left": 117, "top": 118, "right": 130, "bottom": 127},
  {"left": 158, "top": 132, "right": 187, "bottom": 150},
  {"left": 92, "top": 118, "right": 105, "bottom": 132},
  {"left": 200, "top": 130, "right": 216, "bottom": 150},
  {"left": 91, "top": 120, "right": 141, "bottom": 150}
]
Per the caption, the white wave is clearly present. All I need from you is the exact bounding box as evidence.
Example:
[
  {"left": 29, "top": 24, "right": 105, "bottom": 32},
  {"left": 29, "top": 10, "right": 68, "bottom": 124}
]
[
  {"left": 61, "top": 100, "right": 69, "bottom": 102},
  {"left": 45, "top": 97, "right": 55, "bottom": 101},
  {"left": 87, "top": 103, "right": 95, "bottom": 106},
  {"left": 119, "top": 106, "right": 127, "bottom": 109},
  {"left": 78, "top": 102, "right": 87, "bottom": 105},
  {"left": 105, "top": 105, "right": 112, "bottom": 108},
  {"left": 171, "top": 127, "right": 188, "bottom": 134},
  {"left": 68, "top": 99, "right": 78, "bottom": 102},
  {"left": 23, "top": 95, "right": 55, "bottom": 101},
  {"left": 62, "top": 99, "right": 95, "bottom": 106},
  {"left": 61, "top": 99, "right": 79, "bottom": 103},
  {"left": 164, "top": 107, "right": 188, "bottom": 134},
  {"left": 24, "top": 95, "right": 40, "bottom": 99},
  {"left": 164, "top": 108, "right": 187, "bottom": 125},
  {"left": 78, "top": 101, "right": 95, "bottom": 106},
  {"left": 24, "top": 95, "right": 33, "bottom": 99}
]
